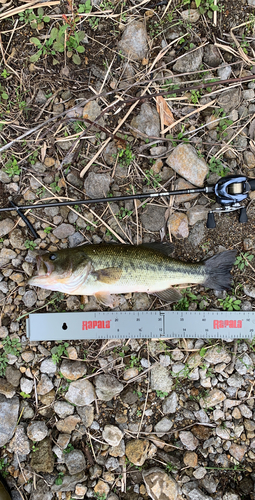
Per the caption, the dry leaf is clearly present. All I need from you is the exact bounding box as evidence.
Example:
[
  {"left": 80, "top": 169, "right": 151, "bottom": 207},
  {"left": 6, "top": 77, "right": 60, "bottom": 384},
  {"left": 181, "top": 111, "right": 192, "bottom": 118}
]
[
  {"left": 156, "top": 96, "right": 175, "bottom": 127},
  {"left": 40, "top": 142, "right": 47, "bottom": 163}
]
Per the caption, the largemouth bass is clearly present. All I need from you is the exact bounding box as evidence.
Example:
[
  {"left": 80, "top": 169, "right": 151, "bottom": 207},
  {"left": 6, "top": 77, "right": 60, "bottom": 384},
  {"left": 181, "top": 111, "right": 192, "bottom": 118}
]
[{"left": 28, "top": 243, "right": 237, "bottom": 308}]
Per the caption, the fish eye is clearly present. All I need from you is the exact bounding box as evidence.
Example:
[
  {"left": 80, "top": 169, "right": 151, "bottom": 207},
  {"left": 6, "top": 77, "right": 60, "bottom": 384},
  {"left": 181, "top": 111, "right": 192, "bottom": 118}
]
[{"left": 49, "top": 254, "right": 57, "bottom": 261}]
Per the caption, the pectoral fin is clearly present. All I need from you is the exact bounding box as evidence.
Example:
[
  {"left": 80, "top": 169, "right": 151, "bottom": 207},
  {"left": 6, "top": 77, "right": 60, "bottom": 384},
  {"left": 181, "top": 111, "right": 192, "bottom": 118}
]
[
  {"left": 93, "top": 267, "right": 122, "bottom": 284},
  {"left": 154, "top": 288, "right": 182, "bottom": 303},
  {"left": 94, "top": 292, "right": 117, "bottom": 309}
]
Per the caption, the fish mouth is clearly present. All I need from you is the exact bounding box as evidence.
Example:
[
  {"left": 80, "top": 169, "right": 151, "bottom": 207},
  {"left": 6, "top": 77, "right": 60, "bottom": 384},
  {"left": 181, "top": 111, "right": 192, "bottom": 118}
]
[{"left": 36, "top": 256, "right": 54, "bottom": 277}]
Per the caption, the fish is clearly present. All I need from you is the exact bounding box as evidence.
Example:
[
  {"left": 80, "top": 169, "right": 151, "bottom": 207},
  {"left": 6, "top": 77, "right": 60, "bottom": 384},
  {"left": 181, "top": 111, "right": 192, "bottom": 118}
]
[{"left": 28, "top": 243, "right": 237, "bottom": 308}]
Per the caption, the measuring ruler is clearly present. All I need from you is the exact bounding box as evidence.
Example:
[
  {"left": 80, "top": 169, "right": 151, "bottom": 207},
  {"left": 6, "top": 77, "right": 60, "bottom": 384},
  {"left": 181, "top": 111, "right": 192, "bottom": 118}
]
[{"left": 26, "top": 310, "right": 255, "bottom": 341}]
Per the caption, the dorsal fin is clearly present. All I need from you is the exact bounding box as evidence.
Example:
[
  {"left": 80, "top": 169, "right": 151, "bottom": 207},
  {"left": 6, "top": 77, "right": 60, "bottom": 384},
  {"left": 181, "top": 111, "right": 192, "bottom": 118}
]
[{"left": 141, "top": 242, "right": 175, "bottom": 256}]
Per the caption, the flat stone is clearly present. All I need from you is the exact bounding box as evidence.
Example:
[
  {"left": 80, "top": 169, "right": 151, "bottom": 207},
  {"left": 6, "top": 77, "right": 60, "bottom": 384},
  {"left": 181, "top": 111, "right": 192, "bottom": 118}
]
[
  {"left": 216, "top": 426, "right": 230, "bottom": 440},
  {"left": 168, "top": 212, "right": 189, "bottom": 239},
  {"left": 187, "top": 206, "right": 208, "bottom": 226},
  {"left": 65, "top": 379, "right": 96, "bottom": 406},
  {"left": 59, "top": 359, "right": 87, "bottom": 380},
  {"left": 94, "top": 480, "right": 110, "bottom": 498},
  {"left": 27, "top": 421, "right": 48, "bottom": 441},
  {"left": 174, "top": 178, "right": 199, "bottom": 203},
  {"left": 218, "top": 64, "right": 232, "bottom": 80},
  {"left": 151, "top": 364, "right": 173, "bottom": 393},
  {"left": 53, "top": 224, "right": 75, "bottom": 239},
  {"left": 102, "top": 425, "right": 123, "bottom": 446},
  {"left": 193, "top": 467, "right": 207, "bottom": 479},
  {"left": 204, "top": 346, "right": 231, "bottom": 365},
  {"left": 0, "top": 394, "right": 19, "bottom": 446},
  {"left": 181, "top": 9, "right": 200, "bottom": 22},
  {"left": 229, "top": 444, "right": 247, "bottom": 462},
  {"left": 30, "top": 437, "right": 54, "bottom": 473},
  {"left": 162, "top": 392, "right": 178, "bottom": 414},
  {"left": 77, "top": 405, "right": 94, "bottom": 427},
  {"left": 200, "top": 389, "right": 226, "bottom": 408},
  {"left": 40, "top": 358, "right": 57, "bottom": 375},
  {"left": 118, "top": 21, "right": 148, "bottom": 61},
  {"left": 183, "top": 451, "right": 198, "bottom": 467},
  {"left": 227, "top": 374, "right": 243, "bottom": 388},
  {"left": 123, "top": 367, "right": 139, "bottom": 380},
  {"left": 179, "top": 431, "right": 199, "bottom": 450},
  {"left": 65, "top": 449, "right": 86, "bottom": 475},
  {"left": 95, "top": 374, "right": 123, "bottom": 401},
  {"left": 0, "top": 218, "right": 15, "bottom": 238},
  {"left": 173, "top": 47, "right": 203, "bottom": 73},
  {"left": 54, "top": 401, "right": 74, "bottom": 418},
  {"left": 103, "top": 141, "right": 118, "bottom": 166},
  {"left": 22, "top": 290, "right": 37, "bottom": 308},
  {"left": 56, "top": 415, "right": 81, "bottom": 433},
  {"left": 131, "top": 103, "right": 160, "bottom": 138},
  {"left": 51, "top": 472, "right": 86, "bottom": 492},
  {"left": 166, "top": 144, "right": 208, "bottom": 187},
  {"left": 143, "top": 467, "right": 179, "bottom": 500},
  {"left": 140, "top": 205, "right": 166, "bottom": 232},
  {"left": 37, "top": 374, "right": 54, "bottom": 395},
  {"left": 218, "top": 87, "right": 241, "bottom": 113},
  {"left": 84, "top": 172, "right": 112, "bottom": 199},
  {"left": 109, "top": 439, "right": 125, "bottom": 457},
  {"left": 0, "top": 378, "right": 16, "bottom": 398},
  {"left": 126, "top": 439, "right": 149, "bottom": 466},
  {"left": 8, "top": 424, "right": 30, "bottom": 455},
  {"left": 154, "top": 417, "right": 173, "bottom": 435},
  {"left": 5, "top": 366, "right": 21, "bottom": 387}
]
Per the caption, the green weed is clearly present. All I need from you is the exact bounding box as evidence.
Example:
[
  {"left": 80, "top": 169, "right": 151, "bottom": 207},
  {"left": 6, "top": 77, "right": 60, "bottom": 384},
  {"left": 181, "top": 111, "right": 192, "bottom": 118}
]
[
  {"left": 182, "top": 0, "right": 221, "bottom": 20},
  {"left": 208, "top": 156, "right": 230, "bottom": 178},
  {"left": 234, "top": 252, "right": 254, "bottom": 271},
  {"left": 25, "top": 240, "right": 37, "bottom": 250},
  {"left": 63, "top": 444, "right": 74, "bottom": 454},
  {"left": 51, "top": 342, "right": 69, "bottom": 364},
  {"left": 156, "top": 390, "right": 168, "bottom": 398},
  {"left": 145, "top": 169, "right": 161, "bottom": 188},
  {"left": 218, "top": 295, "right": 241, "bottom": 311},
  {"left": 55, "top": 472, "right": 64, "bottom": 485},
  {"left": 4, "top": 156, "right": 21, "bottom": 177},
  {"left": 20, "top": 392, "right": 31, "bottom": 399}
]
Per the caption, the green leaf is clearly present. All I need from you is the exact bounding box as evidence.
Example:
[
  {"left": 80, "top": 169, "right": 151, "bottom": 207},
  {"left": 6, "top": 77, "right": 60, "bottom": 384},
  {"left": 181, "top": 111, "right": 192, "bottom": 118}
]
[
  {"left": 53, "top": 41, "right": 64, "bottom": 52},
  {"left": 50, "top": 27, "right": 59, "bottom": 40},
  {"left": 1, "top": 92, "right": 8, "bottom": 99},
  {"left": 77, "top": 31, "right": 85, "bottom": 42},
  {"left": 37, "top": 7, "right": 44, "bottom": 16},
  {"left": 43, "top": 16, "right": 51, "bottom": 22},
  {"left": 195, "top": 0, "right": 201, "bottom": 6},
  {"left": 72, "top": 53, "right": 81, "bottom": 65},
  {"left": 77, "top": 45, "right": 85, "bottom": 53},
  {"left": 207, "top": 9, "right": 213, "bottom": 18},
  {"left": 30, "top": 50, "right": 42, "bottom": 62},
  {"left": 30, "top": 37, "right": 41, "bottom": 46}
]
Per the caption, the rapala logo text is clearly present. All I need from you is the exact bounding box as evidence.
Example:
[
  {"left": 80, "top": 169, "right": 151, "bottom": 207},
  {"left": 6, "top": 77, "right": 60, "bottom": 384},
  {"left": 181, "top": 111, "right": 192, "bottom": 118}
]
[
  {"left": 82, "top": 320, "right": 111, "bottom": 331},
  {"left": 213, "top": 320, "right": 242, "bottom": 329}
]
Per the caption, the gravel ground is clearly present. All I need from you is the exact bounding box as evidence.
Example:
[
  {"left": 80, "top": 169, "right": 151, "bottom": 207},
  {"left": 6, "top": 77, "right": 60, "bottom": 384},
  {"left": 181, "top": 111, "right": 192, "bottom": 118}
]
[{"left": 1, "top": 0, "right": 255, "bottom": 498}]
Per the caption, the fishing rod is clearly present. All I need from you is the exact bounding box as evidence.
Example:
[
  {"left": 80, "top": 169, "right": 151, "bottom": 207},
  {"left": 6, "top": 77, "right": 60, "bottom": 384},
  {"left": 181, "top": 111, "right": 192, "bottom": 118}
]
[{"left": 1, "top": 175, "right": 255, "bottom": 239}]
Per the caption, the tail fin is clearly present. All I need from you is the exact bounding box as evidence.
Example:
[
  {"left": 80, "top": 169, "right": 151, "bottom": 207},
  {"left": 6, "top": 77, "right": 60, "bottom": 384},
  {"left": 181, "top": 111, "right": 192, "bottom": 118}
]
[{"left": 203, "top": 250, "right": 237, "bottom": 291}]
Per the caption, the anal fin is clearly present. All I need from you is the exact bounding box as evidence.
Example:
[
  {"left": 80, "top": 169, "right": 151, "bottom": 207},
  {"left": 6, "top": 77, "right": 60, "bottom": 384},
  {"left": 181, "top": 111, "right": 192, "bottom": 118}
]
[
  {"left": 94, "top": 292, "right": 118, "bottom": 309},
  {"left": 154, "top": 287, "right": 182, "bottom": 303}
]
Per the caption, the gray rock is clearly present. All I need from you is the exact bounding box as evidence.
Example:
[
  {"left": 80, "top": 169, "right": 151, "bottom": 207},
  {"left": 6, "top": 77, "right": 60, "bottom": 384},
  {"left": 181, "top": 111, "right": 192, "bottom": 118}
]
[
  {"left": 66, "top": 172, "right": 83, "bottom": 189},
  {"left": 27, "top": 421, "right": 48, "bottom": 442},
  {"left": 105, "top": 456, "right": 119, "bottom": 470},
  {"left": 187, "top": 206, "right": 208, "bottom": 225},
  {"left": 68, "top": 232, "right": 85, "bottom": 248},
  {"left": 204, "top": 346, "right": 231, "bottom": 365},
  {"left": 140, "top": 205, "right": 165, "bottom": 231},
  {"left": 40, "top": 358, "right": 57, "bottom": 375},
  {"left": 0, "top": 394, "right": 19, "bottom": 446},
  {"left": 60, "top": 359, "right": 87, "bottom": 380},
  {"left": 102, "top": 425, "right": 123, "bottom": 446},
  {"left": 217, "top": 64, "right": 232, "bottom": 80},
  {"left": 203, "top": 44, "right": 221, "bottom": 67},
  {"left": 30, "top": 479, "right": 53, "bottom": 500},
  {"left": 77, "top": 405, "right": 94, "bottom": 427},
  {"left": 0, "top": 170, "right": 11, "bottom": 183},
  {"left": 22, "top": 290, "right": 37, "bottom": 308},
  {"left": 37, "top": 374, "right": 54, "bottom": 395},
  {"left": 54, "top": 401, "right": 74, "bottom": 418},
  {"left": 30, "top": 437, "right": 54, "bottom": 473},
  {"left": 118, "top": 21, "right": 148, "bottom": 61},
  {"left": 162, "top": 392, "right": 178, "bottom": 414},
  {"left": 143, "top": 467, "right": 179, "bottom": 500},
  {"left": 82, "top": 100, "right": 105, "bottom": 128},
  {"left": 227, "top": 374, "right": 243, "bottom": 388},
  {"left": 65, "top": 449, "right": 86, "bottom": 474},
  {"left": 193, "top": 467, "right": 207, "bottom": 479},
  {"left": 179, "top": 431, "right": 199, "bottom": 450},
  {"left": 181, "top": 9, "right": 200, "bottom": 22},
  {"left": 53, "top": 224, "right": 75, "bottom": 239},
  {"left": 131, "top": 103, "right": 160, "bottom": 137},
  {"left": 150, "top": 364, "right": 173, "bottom": 393},
  {"left": 173, "top": 47, "right": 203, "bottom": 73},
  {"left": 218, "top": 88, "right": 241, "bottom": 113},
  {"left": 186, "top": 488, "right": 212, "bottom": 500},
  {"left": 223, "top": 494, "right": 240, "bottom": 500},
  {"left": 66, "top": 296, "right": 80, "bottom": 310},
  {"left": 84, "top": 172, "right": 112, "bottom": 198},
  {"left": 8, "top": 424, "right": 30, "bottom": 455},
  {"left": 9, "top": 229, "right": 25, "bottom": 249},
  {"left": 188, "top": 222, "right": 206, "bottom": 247},
  {"left": 35, "top": 89, "right": 47, "bottom": 104},
  {"left": 132, "top": 292, "right": 151, "bottom": 310},
  {"left": 103, "top": 141, "right": 118, "bottom": 165},
  {"left": 20, "top": 377, "right": 33, "bottom": 394},
  {"left": 65, "top": 379, "right": 96, "bottom": 406},
  {"left": 194, "top": 409, "right": 209, "bottom": 423},
  {"left": 166, "top": 144, "right": 208, "bottom": 187},
  {"left": 235, "top": 353, "right": 253, "bottom": 374},
  {"left": 201, "top": 476, "right": 218, "bottom": 494},
  {"left": 243, "top": 284, "right": 255, "bottom": 298},
  {"left": 95, "top": 374, "right": 123, "bottom": 401},
  {"left": 154, "top": 417, "right": 173, "bottom": 434},
  {"left": 169, "top": 212, "right": 189, "bottom": 239},
  {"left": 51, "top": 472, "right": 86, "bottom": 492},
  {"left": 5, "top": 366, "right": 22, "bottom": 387},
  {"left": 0, "top": 218, "right": 15, "bottom": 238}
]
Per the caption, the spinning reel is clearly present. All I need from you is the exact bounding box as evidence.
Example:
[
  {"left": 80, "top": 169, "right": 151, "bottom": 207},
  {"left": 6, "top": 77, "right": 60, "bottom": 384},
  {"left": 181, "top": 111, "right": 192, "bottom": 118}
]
[{"left": 206, "top": 175, "right": 255, "bottom": 229}]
